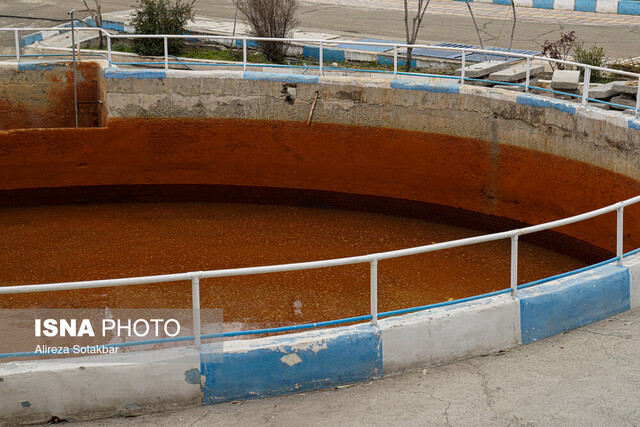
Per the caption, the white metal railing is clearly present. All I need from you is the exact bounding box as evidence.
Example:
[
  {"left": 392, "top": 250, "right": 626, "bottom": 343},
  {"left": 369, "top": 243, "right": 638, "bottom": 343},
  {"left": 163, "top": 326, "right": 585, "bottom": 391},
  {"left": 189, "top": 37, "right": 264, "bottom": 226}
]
[
  {"left": 1, "top": 27, "right": 639, "bottom": 117},
  {"left": 1, "top": 195, "right": 640, "bottom": 350}
]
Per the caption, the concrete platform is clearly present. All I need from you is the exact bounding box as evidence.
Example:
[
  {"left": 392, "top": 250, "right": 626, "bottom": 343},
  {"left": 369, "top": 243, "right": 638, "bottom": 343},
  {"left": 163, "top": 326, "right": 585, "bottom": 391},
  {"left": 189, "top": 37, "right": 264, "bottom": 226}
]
[
  {"left": 454, "top": 61, "right": 510, "bottom": 78},
  {"left": 73, "top": 306, "right": 640, "bottom": 426},
  {"left": 488, "top": 63, "right": 544, "bottom": 82}
]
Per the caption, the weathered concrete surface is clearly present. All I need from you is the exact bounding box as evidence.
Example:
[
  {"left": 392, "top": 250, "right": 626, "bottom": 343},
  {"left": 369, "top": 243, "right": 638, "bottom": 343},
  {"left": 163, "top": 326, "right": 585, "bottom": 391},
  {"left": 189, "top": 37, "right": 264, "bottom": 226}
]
[
  {"left": 0, "top": 61, "right": 105, "bottom": 129},
  {"left": 72, "top": 306, "right": 640, "bottom": 426},
  {"left": 551, "top": 70, "right": 581, "bottom": 90},
  {"left": 455, "top": 61, "right": 510, "bottom": 78},
  {"left": 0, "top": 347, "right": 201, "bottom": 425},
  {"left": 488, "top": 63, "right": 544, "bottom": 82},
  {"left": 613, "top": 81, "right": 639, "bottom": 95}
]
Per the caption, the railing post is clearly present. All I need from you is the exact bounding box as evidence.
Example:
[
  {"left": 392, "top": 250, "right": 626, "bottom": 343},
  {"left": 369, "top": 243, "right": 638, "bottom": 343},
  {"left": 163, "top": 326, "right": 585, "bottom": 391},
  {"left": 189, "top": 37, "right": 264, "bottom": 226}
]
[
  {"left": 242, "top": 38, "right": 247, "bottom": 71},
  {"left": 635, "top": 77, "right": 640, "bottom": 119},
  {"left": 14, "top": 29, "right": 20, "bottom": 61},
  {"left": 393, "top": 45, "right": 398, "bottom": 77},
  {"left": 510, "top": 235, "right": 518, "bottom": 293},
  {"left": 370, "top": 260, "right": 378, "bottom": 326},
  {"left": 319, "top": 41, "right": 323, "bottom": 76},
  {"left": 617, "top": 207, "right": 624, "bottom": 265},
  {"left": 192, "top": 275, "right": 201, "bottom": 349},
  {"left": 525, "top": 56, "right": 531, "bottom": 92},
  {"left": 107, "top": 33, "right": 112, "bottom": 64},
  {"left": 76, "top": 28, "right": 81, "bottom": 59},
  {"left": 582, "top": 66, "right": 591, "bottom": 106},
  {"left": 461, "top": 49, "right": 466, "bottom": 85},
  {"left": 163, "top": 36, "right": 168, "bottom": 70}
]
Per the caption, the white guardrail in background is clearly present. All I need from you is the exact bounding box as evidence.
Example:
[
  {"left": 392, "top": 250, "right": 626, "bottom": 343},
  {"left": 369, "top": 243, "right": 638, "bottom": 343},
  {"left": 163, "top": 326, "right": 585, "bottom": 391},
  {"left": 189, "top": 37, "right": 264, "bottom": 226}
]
[{"left": 1, "top": 27, "right": 639, "bottom": 117}]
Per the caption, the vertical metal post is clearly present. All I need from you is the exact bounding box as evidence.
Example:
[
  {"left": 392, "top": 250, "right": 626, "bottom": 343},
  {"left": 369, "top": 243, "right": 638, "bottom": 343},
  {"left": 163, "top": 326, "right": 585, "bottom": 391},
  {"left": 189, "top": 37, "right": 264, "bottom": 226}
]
[
  {"left": 68, "top": 10, "right": 79, "bottom": 128},
  {"left": 617, "top": 207, "right": 624, "bottom": 265},
  {"left": 14, "top": 29, "right": 20, "bottom": 61},
  {"left": 635, "top": 77, "right": 640, "bottom": 119},
  {"left": 319, "top": 41, "right": 323, "bottom": 76},
  {"left": 510, "top": 235, "right": 518, "bottom": 293},
  {"left": 370, "top": 260, "right": 378, "bottom": 326},
  {"left": 582, "top": 66, "right": 591, "bottom": 105},
  {"left": 242, "top": 38, "right": 247, "bottom": 71},
  {"left": 107, "top": 34, "right": 112, "bottom": 64},
  {"left": 461, "top": 49, "right": 466, "bottom": 85},
  {"left": 192, "top": 276, "right": 201, "bottom": 349},
  {"left": 393, "top": 45, "right": 398, "bottom": 77},
  {"left": 163, "top": 36, "right": 168, "bottom": 70},
  {"left": 525, "top": 56, "right": 531, "bottom": 92}
]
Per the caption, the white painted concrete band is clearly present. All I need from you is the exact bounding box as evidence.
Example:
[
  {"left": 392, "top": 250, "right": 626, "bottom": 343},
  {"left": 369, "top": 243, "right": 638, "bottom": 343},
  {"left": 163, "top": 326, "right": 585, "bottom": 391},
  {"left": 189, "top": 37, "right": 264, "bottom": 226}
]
[
  {"left": 624, "top": 252, "right": 640, "bottom": 308},
  {"left": 379, "top": 294, "right": 521, "bottom": 373}
]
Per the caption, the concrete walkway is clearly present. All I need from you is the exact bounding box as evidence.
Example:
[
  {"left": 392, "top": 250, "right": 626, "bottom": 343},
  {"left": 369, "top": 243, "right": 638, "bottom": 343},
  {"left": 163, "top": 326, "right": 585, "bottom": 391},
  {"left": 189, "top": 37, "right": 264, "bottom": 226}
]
[{"left": 75, "top": 306, "right": 640, "bottom": 426}]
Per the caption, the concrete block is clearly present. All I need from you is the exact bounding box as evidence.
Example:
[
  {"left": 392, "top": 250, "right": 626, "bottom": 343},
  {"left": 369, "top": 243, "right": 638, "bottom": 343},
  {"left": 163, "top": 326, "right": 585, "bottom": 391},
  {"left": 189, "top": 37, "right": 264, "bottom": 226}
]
[
  {"left": 380, "top": 294, "right": 521, "bottom": 373},
  {"left": 489, "top": 64, "right": 544, "bottom": 82},
  {"left": 625, "top": 252, "right": 640, "bottom": 308},
  {"left": 623, "top": 108, "right": 639, "bottom": 116},
  {"left": 595, "top": 0, "right": 619, "bottom": 13},
  {"left": 520, "top": 263, "right": 630, "bottom": 344},
  {"left": 554, "top": 0, "right": 576, "bottom": 10},
  {"left": 455, "top": 61, "right": 510, "bottom": 78},
  {"left": 612, "top": 81, "right": 638, "bottom": 95},
  {"left": 610, "top": 94, "right": 638, "bottom": 110},
  {"left": 588, "top": 81, "right": 624, "bottom": 99},
  {"left": 587, "top": 101, "right": 611, "bottom": 110},
  {"left": 551, "top": 70, "right": 581, "bottom": 91}
]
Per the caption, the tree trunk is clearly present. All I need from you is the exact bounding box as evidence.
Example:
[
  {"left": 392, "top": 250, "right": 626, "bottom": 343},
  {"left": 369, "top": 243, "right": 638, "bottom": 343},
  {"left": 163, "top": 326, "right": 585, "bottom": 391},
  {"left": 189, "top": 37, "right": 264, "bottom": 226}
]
[{"left": 405, "top": 47, "right": 413, "bottom": 72}]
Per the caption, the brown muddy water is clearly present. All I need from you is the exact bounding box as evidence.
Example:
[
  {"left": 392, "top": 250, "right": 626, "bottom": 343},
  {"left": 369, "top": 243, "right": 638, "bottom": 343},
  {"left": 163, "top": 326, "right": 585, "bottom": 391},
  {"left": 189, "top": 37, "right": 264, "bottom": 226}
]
[{"left": 0, "top": 202, "right": 587, "bottom": 330}]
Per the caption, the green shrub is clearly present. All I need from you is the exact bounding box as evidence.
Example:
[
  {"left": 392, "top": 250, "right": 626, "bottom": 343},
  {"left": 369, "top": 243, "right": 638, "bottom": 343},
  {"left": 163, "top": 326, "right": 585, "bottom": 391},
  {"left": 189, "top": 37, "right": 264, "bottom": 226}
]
[
  {"left": 573, "top": 42, "right": 606, "bottom": 82},
  {"left": 131, "top": 0, "right": 196, "bottom": 56}
]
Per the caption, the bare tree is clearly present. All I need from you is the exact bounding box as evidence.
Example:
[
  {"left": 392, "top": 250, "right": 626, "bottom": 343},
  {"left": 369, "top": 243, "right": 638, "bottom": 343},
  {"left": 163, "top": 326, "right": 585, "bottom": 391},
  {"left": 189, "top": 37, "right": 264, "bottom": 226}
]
[
  {"left": 508, "top": 0, "right": 517, "bottom": 52},
  {"left": 465, "top": 0, "right": 487, "bottom": 61},
  {"left": 82, "top": 0, "right": 104, "bottom": 48},
  {"left": 234, "top": 0, "right": 299, "bottom": 64},
  {"left": 403, "top": 0, "right": 430, "bottom": 72}
]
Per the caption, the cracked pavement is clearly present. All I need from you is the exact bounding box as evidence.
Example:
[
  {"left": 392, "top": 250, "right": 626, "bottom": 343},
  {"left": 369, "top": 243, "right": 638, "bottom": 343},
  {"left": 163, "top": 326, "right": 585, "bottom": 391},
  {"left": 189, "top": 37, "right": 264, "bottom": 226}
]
[{"left": 75, "top": 306, "right": 640, "bottom": 426}]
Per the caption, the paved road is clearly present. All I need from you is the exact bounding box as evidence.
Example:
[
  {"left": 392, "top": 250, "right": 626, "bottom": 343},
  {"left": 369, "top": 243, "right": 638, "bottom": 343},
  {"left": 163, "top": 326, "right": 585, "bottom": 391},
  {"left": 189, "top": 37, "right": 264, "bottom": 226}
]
[
  {"left": 74, "top": 306, "right": 640, "bottom": 426},
  {"left": 1, "top": 0, "right": 640, "bottom": 57}
]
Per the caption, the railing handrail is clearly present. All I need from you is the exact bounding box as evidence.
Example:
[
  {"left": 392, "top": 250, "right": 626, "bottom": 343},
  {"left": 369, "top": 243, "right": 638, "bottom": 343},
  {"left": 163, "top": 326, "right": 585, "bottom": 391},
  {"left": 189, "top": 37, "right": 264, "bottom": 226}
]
[
  {"left": 3, "top": 27, "right": 640, "bottom": 80},
  {"left": 2, "top": 195, "right": 639, "bottom": 296},
  {"left": 3, "top": 26, "right": 640, "bottom": 352}
]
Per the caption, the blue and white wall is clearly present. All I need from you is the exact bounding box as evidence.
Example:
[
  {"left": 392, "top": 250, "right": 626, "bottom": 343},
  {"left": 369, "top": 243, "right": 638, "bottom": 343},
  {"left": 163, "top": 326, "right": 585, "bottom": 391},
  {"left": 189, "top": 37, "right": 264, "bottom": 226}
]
[
  {"left": 3, "top": 253, "right": 640, "bottom": 424},
  {"left": 455, "top": 0, "right": 640, "bottom": 15}
]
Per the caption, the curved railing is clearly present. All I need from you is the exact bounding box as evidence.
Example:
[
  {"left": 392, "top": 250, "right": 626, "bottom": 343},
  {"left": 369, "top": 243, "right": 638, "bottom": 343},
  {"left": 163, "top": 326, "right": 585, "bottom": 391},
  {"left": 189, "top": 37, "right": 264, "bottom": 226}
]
[
  {"left": 1, "top": 194, "right": 640, "bottom": 358},
  {"left": 1, "top": 27, "right": 639, "bottom": 117}
]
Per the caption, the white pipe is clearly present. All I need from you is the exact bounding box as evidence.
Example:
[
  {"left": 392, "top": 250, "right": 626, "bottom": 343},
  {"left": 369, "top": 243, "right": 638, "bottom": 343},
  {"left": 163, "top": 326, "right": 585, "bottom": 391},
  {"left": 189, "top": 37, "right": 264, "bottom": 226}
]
[
  {"left": 192, "top": 276, "right": 201, "bottom": 349},
  {"left": 319, "top": 41, "right": 323, "bottom": 76},
  {"left": 163, "top": 37, "right": 168, "bottom": 70},
  {"left": 370, "top": 260, "right": 378, "bottom": 326},
  {"left": 582, "top": 67, "right": 591, "bottom": 105},
  {"left": 461, "top": 50, "right": 465, "bottom": 85},
  {"left": 525, "top": 57, "right": 531, "bottom": 92},
  {"left": 618, "top": 207, "right": 624, "bottom": 265},
  {"left": 511, "top": 235, "right": 518, "bottom": 292},
  {"left": 14, "top": 29, "right": 19, "bottom": 61}
]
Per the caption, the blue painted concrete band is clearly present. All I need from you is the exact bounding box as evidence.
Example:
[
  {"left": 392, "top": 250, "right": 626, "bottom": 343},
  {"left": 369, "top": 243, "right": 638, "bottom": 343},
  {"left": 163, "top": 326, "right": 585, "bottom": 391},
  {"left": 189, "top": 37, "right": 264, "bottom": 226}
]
[
  {"left": 516, "top": 93, "right": 577, "bottom": 115},
  {"left": 455, "top": 0, "right": 640, "bottom": 14},
  {"left": 243, "top": 71, "right": 319, "bottom": 84},
  {"left": 104, "top": 68, "right": 166, "bottom": 79},
  {"left": 629, "top": 119, "right": 640, "bottom": 132},
  {"left": 20, "top": 32, "right": 43, "bottom": 47},
  {"left": 574, "top": 0, "right": 597, "bottom": 11},
  {"left": 619, "top": 0, "right": 640, "bottom": 15},
  {"left": 17, "top": 62, "right": 58, "bottom": 71},
  {"left": 303, "top": 46, "right": 346, "bottom": 63},
  {"left": 519, "top": 264, "right": 630, "bottom": 344},
  {"left": 200, "top": 325, "right": 382, "bottom": 404},
  {"left": 390, "top": 79, "right": 461, "bottom": 94}
]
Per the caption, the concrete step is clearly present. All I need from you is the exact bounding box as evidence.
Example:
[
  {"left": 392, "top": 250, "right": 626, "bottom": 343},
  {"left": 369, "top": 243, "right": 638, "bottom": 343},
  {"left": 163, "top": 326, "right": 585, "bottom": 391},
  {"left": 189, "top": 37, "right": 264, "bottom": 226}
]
[
  {"left": 455, "top": 61, "right": 510, "bottom": 78},
  {"left": 488, "top": 63, "right": 544, "bottom": 83}
]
